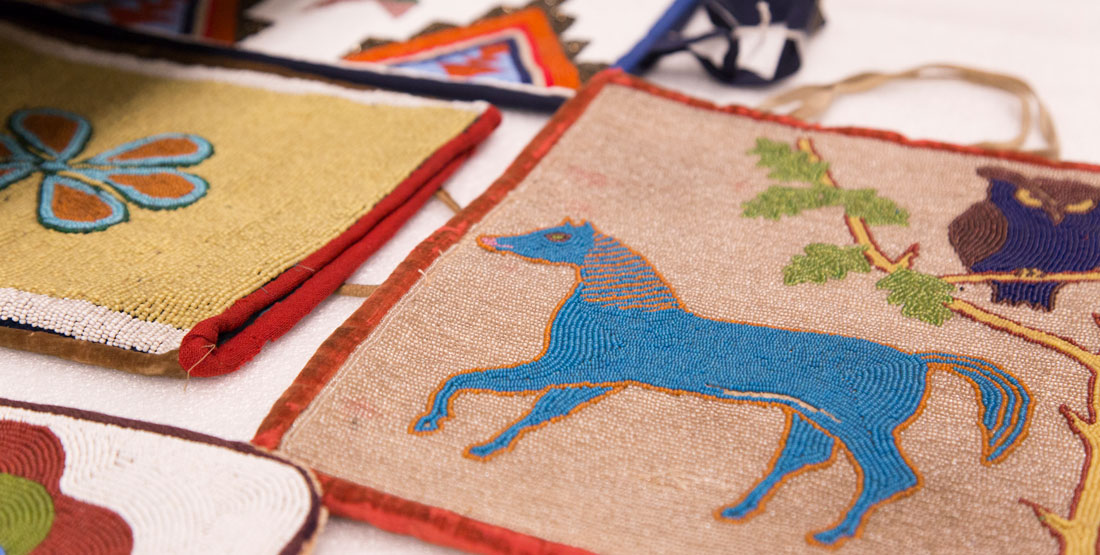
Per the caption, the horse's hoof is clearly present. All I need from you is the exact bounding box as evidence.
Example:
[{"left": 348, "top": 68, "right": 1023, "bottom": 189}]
[
  {"left": 718, "top": 504, "right": 755, "bottom": 521},
  {"left": 809, "top": 524, "right": 854, "bottom": 547},
  {"left": 465, "top": 444, "right": 496, "bottom": 459},
  {"left": 413, "top": 417, "right": 438, "bottom": 433}
]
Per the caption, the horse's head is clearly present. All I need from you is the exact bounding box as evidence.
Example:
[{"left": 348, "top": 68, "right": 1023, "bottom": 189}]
[{"left": 478, "top": 219, "right": 597, "bottom": 266}]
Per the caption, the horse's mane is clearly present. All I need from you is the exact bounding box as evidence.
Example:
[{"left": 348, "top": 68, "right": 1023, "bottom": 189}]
[{"left": 578, "top": 232, "right": 681, "bottom": 311}]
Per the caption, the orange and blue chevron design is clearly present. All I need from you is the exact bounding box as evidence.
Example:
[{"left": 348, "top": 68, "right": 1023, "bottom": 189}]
[{"left": 346, "top": 7, "right": 581, "bottom": 89}]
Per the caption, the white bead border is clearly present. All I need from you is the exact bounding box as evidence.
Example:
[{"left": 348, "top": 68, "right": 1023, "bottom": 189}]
[{"left": 0, "top": 287, "right": 187, "bottom": 355}]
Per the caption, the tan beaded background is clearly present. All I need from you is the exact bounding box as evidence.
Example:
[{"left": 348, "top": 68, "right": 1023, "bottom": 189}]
[
  {"left": 278, "top": 84, "right": 1100, "bottom": 553},
  {"left": 0, "top": 38, "right": 480, "bottom": 329}
]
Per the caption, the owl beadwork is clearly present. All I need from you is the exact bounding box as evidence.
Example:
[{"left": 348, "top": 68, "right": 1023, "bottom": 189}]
[{"left": 948, "top": 166, "right": 1100, "bottom": 310}]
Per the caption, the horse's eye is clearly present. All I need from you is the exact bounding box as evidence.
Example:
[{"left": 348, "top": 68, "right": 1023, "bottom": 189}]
[{"left": 545, "top": 232, "right": 571, "bottom": 242}]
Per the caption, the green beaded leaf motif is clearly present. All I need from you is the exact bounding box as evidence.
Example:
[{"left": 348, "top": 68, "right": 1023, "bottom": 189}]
[
  {"left": 876, "top": 269, "right": 956, "bottom": 326},
  {"left": 784, "top": 244, "right": 872, "bottom": 285},
  {"left": 742, "top": 138, "right": 909, "bottom": 225},
  {"left": 742, "top": 184, "right": 910, "bottom": 225},
  {"left": 748, "top": 137, "right": 830, "bottom": 184},
  {"left": 0, "top": 473, "right": 54, "bottom": 555}
]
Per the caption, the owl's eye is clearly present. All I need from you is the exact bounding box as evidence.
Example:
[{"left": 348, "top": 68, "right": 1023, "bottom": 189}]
[
  {"left": 545, "top": 232, "right": 571, "bottom": 242},
  {"left": 1015, "top": 188, "right": 1043, "bottom": 208},
  {"left": 1065, "top": 199, "right": 1096, "bottom": 214}
]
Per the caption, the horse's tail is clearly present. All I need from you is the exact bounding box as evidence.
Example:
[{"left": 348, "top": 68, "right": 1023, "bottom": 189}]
[{"left": 917, "top": 352, "right": 1031, "bottom": 464}]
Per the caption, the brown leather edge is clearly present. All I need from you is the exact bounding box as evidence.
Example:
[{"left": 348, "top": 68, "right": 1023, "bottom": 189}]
[{"left": 0, "top": 326, "right": 185, "bottom": 377}]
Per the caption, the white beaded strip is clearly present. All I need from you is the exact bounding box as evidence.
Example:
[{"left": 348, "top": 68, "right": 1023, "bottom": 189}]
[{"left": 0, "top": 288, "right": 187, "bottom": 354}]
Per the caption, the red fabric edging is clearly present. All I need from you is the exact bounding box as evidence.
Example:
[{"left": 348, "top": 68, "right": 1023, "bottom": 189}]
[
  {"left": 318, "top": 473, "right": 590, "bottom": 555},
  {"left": 254, "top": 69, "right": 1100, "bottom": 553},
  {"left": 201, "top": 0, "right": 240, "bottom": 43},
  {"left": 604, "top": 71, "right": 1100, "bottom": 172},
  {"left": 180, "top": 105, "right": 501, "bottom": 377}
]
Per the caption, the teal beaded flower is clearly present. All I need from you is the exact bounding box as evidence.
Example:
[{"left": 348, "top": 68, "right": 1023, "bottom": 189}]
[{"left": 0, "top": 107, "right": 213, "bottom": 233}]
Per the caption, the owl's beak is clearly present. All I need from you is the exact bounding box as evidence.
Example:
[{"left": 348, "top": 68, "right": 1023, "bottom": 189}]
[{"left": 1044, "top": 207, "right": 1066, "bottom": 225}]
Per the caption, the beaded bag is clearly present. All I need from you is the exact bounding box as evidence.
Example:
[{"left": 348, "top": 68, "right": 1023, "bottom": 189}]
[
  {"left": 0, "top": 17, "right": 499, "bottom": 377},
  {"left": 257, "top": 69, "right": 1100, "bottom": 554},
  {"left": 0, "top": 397, "right": 325, "bottom": 553}
]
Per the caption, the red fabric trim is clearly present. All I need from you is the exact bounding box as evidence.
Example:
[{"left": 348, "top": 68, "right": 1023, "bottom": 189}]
[
  {"left": 597, "top": 72, "right": 1100, "bottom": 172},
  {"left": 180, "top": 106, "right": 501, "bottom": 377},
  {"left": 317, "top": 473, "right": 590, "bottom": 555},
  {"left": 200, "top": 0, "right": 240, "bottom": 43},
  {"left": 254, "top": 69, "right": 1100, "bottom": 553}
]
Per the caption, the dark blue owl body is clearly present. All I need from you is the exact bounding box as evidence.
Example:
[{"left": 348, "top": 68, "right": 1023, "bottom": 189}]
[{"left": 972, "top": 178, "right": 1100, "bottom": 309}]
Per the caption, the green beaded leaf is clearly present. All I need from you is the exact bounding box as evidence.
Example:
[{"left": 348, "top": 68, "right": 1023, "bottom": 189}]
[
  {"left": 741, "top": 184, "right": 909, "bottom": 225},
  {"left": 0, "top": 473, "right": 54, "bottom": 555},
  {"left": 748, "top": 137, "right": 829, "bottom": 184},
  {"left": 876, "top": 269, "right": 955, "bottom": 326},
  {"left": 743, "top": 137, "right": 909, "bottom": 225},
  {"left": 784, "top": 244, "right": 872, "bottom": 285},
  {"left": 742, "top": 184, "right": 839, "bottom": 219},
  {"left": 837, "top": 188, "right": 909, "bottom": 226}
]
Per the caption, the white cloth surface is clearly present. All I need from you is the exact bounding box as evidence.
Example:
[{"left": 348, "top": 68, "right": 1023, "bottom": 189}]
[{"left": 1, "top": 0, "right": 1097, "bottom": 553}]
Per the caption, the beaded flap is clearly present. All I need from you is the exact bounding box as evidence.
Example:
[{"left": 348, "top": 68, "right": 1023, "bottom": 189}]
[
  {"left": 258, "top": 71, "right": 1100, "bottom": 554},
  {"left": 21, "top": 0, "right": 699, "bottom": 110},
  {"left": 0, "top": 397, "right": 324, "bottom": 554},
  {"left": 0, "top": 23, "right": 499, "bottom": 377},
  {"left": 244, "top": 0, "right": 698, "bottom": 109}
]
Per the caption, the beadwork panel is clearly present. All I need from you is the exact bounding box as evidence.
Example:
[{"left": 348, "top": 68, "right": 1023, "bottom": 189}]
[
  {"left": 260, "top": 73, "right": 1100, "bottom": 553},
  {"left": 0, "top": 398, "right": 323, "bottom": 554},
  {"left": 0, "top": 37, "right": 476, "bottom": 329},
  {"left": 245, "top": 0, "right": 697, "bottom": 104},
  {"left": 0, "top": 27, "right": 497, "bottom": 376}
]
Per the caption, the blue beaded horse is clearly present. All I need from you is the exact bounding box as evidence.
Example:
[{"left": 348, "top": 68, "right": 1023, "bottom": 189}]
[{"left": 411, "top": 219, "right": 1031, "bottom": 546}]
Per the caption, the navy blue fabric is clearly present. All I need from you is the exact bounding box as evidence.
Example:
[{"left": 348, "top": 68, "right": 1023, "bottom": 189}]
[
  {"left": 614, "top": 0, "right": 702, "bottom": 73},
  {"left": 645, "top": 0, "right": 824, "bottom": 85}
]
